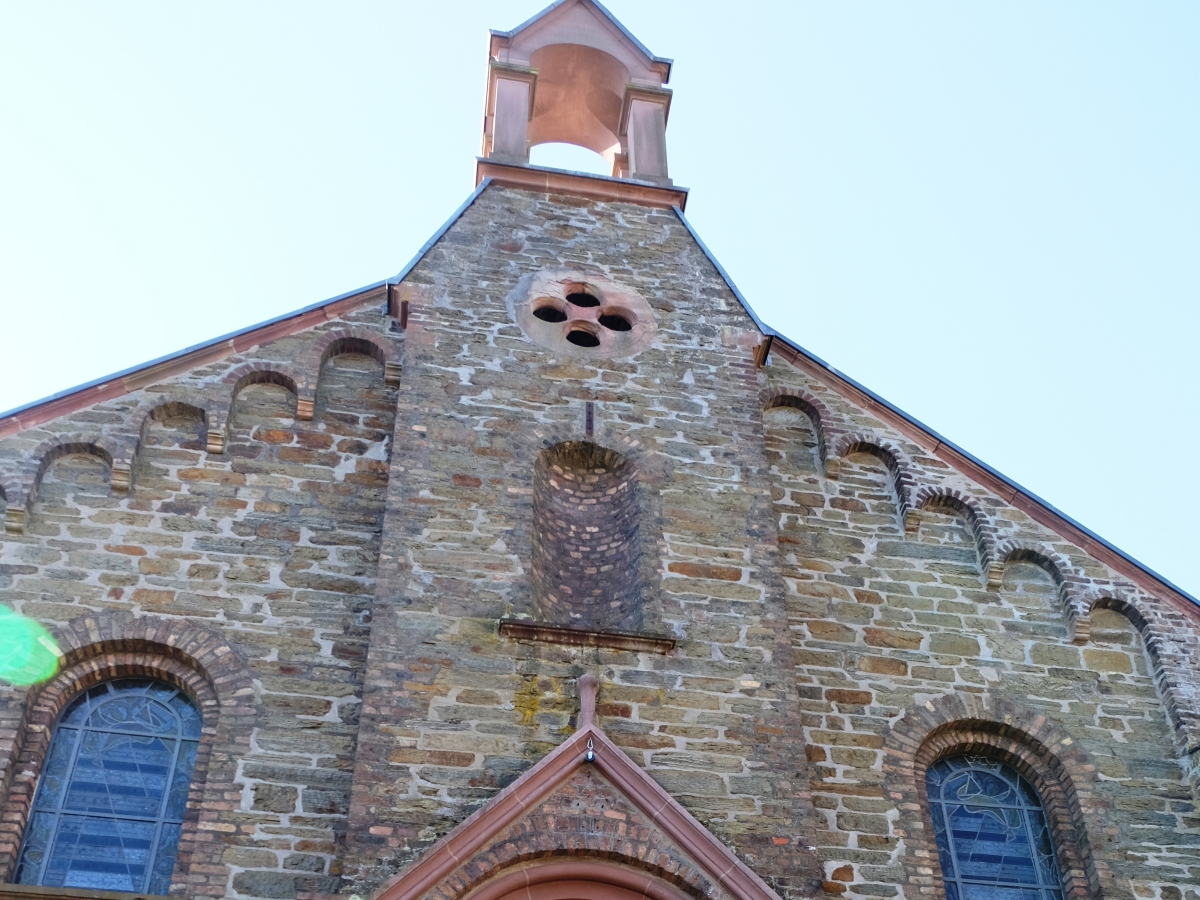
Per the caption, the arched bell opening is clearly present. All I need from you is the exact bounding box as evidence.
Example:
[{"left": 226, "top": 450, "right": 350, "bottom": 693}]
[{"left": 528, "top": 43, "right": 628, "bottom": 166}]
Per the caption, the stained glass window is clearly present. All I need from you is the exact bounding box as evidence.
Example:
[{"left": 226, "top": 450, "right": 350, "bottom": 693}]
[
  {"left": 15, "top": 679, "right": 202, "bottom": 895},
  {"left": 926, "top": 756, "right": 1065, "bottom": 900}
]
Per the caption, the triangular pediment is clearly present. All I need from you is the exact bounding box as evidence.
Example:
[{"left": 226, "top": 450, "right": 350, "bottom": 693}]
[
  {"left": 372, "top": 678, "right": 782, "bottom": 900},
  {"left": 493, "top": 0, "right": 671, "bottom": 84}
]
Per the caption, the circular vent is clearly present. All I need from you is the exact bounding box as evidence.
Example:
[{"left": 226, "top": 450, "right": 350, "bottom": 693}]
[{"left": 513, "top": 271, "right": 657, "bottom": 359}]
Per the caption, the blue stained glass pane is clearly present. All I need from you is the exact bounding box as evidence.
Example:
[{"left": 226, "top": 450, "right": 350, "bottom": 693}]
[
  {"left": 14, "top": 811, "right": 53, "bottom": 884},
  {"left": 41, "top": 814, "right": 155, "bottom": 892},
  {"left": 959, "top": 887, "right": 1041, "bottom": 900},
  {"left": 927, "top": 757, "right": 1064, "bottom": 899},
  {"left": 86, "top": 695, "right": 179, "bottom": 735},
  {"left": 944, "top": 770, "right": 1022, "bottom": 808},
  {"left": 59, "top": 693, "right": 90, "bottom": 727},
  {"left": 64, "top": 731, "right": 174, "bottom": 817},
  {"left": 36, "top": 726, "right": 79, "bottom": 809},
  {"left": 17, "top": 679, "right": 204, "bottom": 894},
  {"left": 946, "top": 803, "right": 1037, "bottom": 884},
  {"left": 171, "top": 693, "right": 203, "bottom": 739},
  {"left": 1028, "top": 810, "right": 1060, "bottom": 885},
  {"left": 149, "top": 822, "right": 183, "bottom": 895},
  {"left": 166, "top": 740, "right": 199, "bottom": 820}
]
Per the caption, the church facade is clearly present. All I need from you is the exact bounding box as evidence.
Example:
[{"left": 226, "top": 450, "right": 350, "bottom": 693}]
[{"left": 0, "top": 4, "right": 1198, "bottom": 900}]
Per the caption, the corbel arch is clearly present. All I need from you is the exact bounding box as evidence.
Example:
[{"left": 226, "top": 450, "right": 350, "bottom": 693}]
[
  {"left": 307, "top": 327, "right": 401, "bottom": 391},
  {"left": 761, "top": 388, "right": 840, "bottom": 470},
  {"left": 992, "top": 541, "right": 1088, "bottom": 642},
  {"left": 882, "top": 692, "right": 1109, "bottom": 900},
  {"left": 221, "top": 363, "right": 303, "bottom": 429},
  {"left": 911, "top": 486, "right": 997, "bottom": 574},
  {"left": 832, "top": 433, "right": 916, "bottom": 526},
  {"left": 0, "top": 611, "right": 255, "bottom": 892},
  {"left": 25, "top": 434, "right": 132, "bottom": 502},
  {"left": 1086, "top": 592, "right": 1199, "bottom": 752}
]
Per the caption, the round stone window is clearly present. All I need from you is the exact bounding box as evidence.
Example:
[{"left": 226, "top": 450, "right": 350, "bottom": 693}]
[{"left": 513, "top": 269, "right": 656, "bottom": 358}]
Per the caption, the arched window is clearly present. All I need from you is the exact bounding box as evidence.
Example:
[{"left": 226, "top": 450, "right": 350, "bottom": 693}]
[
  {"left": 926, "top": 756, "right": 1065, "bottom": 900},
  {"left": 15, "top": 679, "right": 202, "bottom": 894}
]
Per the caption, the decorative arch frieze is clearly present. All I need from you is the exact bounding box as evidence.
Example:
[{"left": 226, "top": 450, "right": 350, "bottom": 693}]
[
  {"left": 304, "top": 327, "right": 402, "bottom": 398},
  {"left": 910, "top": 486, "right": 997, "bottom": 574},
  {"left": 882, "top": 692, "right": 1110, "bottom": 900},
  {"left": 831, "top": 433, "right": 916, "bottom": 526},
  {"left": 991, "top": 541, "right": 1089, "bottom": 643},
  {"left": 0, "top": 611, "right": 255, "bottom": 895},
  {"left": 1086, "top": 592, "right": 1200, "bottom": 754},
  {"left": 761, "top": 387, "right": 841, "bottom": 470}
]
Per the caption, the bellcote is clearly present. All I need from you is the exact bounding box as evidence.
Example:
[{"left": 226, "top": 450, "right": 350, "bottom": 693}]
[{"left": 482, "top": 0, "right": 674, "bottom": 186}]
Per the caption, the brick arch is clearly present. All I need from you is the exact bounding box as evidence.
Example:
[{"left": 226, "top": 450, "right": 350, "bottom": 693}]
[
  {"left": 911, "top": 486, "right": 997, "bottom": 573},
  {"left": 992, "top": 541, "right": 1088, "bottom": 643},
  {"left": 451, "top": 854, "right": 726, "bottom": 900},
  {"left": 1087, "top": 592, "right": 1197, "bottom": 751},
  {"left": 513, "top": 420, "right": 672, "bottom": 488},
  {"left": 460, "top": 860, "right": 704, "bottom": 900},
  {"left": 0, "top": 611, "right": 255, "bottom": 897},
  {"left": 143, "top": 398, "right": 211, "bottom": 429},
  {"left": 831, "top": 433, "right": 916, "bottom": 522},
  {"left": 761, "top": 388, "right": 840, "bottom": 466},
  {"left": 223, "top": 362, "right": 304, "bottom": 423},
  {"left": 136, "top": 399, "right": 211, "bottom": 459},
  {"left": 26, "top": 435, "right": 117, "bottom": 500},
  {"left": 882, "top": 692, "right": 1111, "bottom": 900},
  {"left": 307, "top": 327, "right": 401, "bottom": 389}
]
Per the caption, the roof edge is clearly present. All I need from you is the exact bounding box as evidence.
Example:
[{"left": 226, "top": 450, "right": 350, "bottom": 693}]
[
  {"left": 0, "top": 180, "right": 493, "bottom": 439},
  {"left": 672, "top": 206, "right": 1200, "bottom": 617},
  {"left": 493, "top": 0, "right": 673, "bottom": 72}
]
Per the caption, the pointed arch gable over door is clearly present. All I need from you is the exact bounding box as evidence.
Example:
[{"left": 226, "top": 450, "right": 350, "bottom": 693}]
[{"left": 371, "top": 677, "right": 782, "bottom": 900}]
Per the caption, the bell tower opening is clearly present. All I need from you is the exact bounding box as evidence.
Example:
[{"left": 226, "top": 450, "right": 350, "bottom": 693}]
[{"left": 483, "top": 0, "right": 674, "bottom": 185}]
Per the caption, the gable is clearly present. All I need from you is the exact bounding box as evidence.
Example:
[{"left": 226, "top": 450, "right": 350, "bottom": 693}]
[{"left": 372, "top": 677, "right": 783, "bottom": 900}]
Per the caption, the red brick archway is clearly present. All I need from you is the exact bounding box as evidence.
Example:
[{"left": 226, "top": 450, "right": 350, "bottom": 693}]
[{"left": 463, "top": 861, "right": 697, "bottom": 900}]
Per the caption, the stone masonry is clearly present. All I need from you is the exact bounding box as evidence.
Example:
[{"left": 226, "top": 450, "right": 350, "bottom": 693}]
[{"left": 0, "top": 176, "right": 1199, "bottom": 900}]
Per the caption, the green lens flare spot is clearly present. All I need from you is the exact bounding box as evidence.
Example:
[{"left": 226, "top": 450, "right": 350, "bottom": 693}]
[{"left": 0, "top": 608, "right": 61, "bottom": 685}]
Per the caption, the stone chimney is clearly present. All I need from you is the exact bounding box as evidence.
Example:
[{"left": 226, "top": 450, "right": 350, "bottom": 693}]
[{"left": 482, "top": 0, "right": 674, "bottom": 185}]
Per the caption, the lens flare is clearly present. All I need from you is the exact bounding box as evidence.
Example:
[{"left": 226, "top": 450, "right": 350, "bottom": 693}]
[{"left": 0, "top": 608, "right": 60, "bottom": 685}]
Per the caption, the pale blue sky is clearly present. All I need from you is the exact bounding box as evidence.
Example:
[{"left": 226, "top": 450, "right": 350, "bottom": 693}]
[{"left": 1, "top": 2, "right": 1197, "bottom": 596}]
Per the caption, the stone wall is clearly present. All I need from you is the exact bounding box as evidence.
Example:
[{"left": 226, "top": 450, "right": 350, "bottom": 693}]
[
  {"left": 0, "top": 181, "right": 1197, "bottom": 900},
  {"left": 0, "top": 306, "right": 400, "bottom": 897},
  {"left": 760, "top": 362, "right": 1200, "bottom": 900},
  {"left": 341, "top": 185, "right": 820, "bottom": 900}
]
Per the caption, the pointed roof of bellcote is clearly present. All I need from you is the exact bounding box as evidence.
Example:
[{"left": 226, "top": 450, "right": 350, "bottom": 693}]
[
  {"left": 480, "top": 0, "right": 684, "bottom": 203},
  {"left": 491, "top": 0, "right": 672, "bottom": 81},
  {"left": 371, "top": 675, "right": 784, "bottom": 900}
]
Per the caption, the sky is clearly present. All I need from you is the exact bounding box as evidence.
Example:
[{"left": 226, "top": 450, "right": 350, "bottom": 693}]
[{"left": 0, "top": 2, "right": 1197, "bottom": 596}]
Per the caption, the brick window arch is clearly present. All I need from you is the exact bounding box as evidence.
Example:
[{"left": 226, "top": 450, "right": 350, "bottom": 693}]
[
  {"left": 0, "top": 612, "right": 256, "bottom": 897},
  {"left": 882, "top": 694, "right": 1108, "bottom": 900},
  {"left": 14, "top": 678, "right": 202, "bottom": 894}
]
